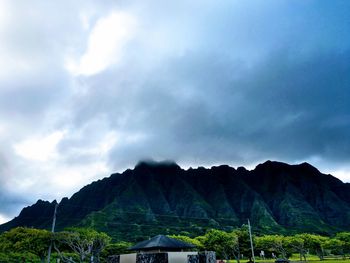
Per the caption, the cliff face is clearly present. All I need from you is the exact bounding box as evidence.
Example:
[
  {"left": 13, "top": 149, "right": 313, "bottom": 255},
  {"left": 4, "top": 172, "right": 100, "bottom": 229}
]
[{"left": 2, "top": 160, "right": 350, "bottom": 241}]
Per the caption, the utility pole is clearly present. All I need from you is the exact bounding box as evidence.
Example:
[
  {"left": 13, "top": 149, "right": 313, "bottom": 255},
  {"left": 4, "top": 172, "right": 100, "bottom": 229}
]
[
  {"left": 47, "top": 202, "right": 58, "bottom": 263},
  {"left": 248, "top": 219, "right": 256, "bottom": 263}
]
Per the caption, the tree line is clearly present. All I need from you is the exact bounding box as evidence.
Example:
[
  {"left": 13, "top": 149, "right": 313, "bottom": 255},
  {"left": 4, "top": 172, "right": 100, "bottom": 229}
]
[
  {"left": 1, "top": 226, "right": 350, "bottom": 262},
  {"left": 171, "top": 226, "right": 350, "bottom": 262},
  {"left": 0, "top": 227, "right": 117, "bottom": 263}
]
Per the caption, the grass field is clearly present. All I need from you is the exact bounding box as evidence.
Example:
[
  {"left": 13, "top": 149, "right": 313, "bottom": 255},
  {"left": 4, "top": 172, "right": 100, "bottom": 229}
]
[
  {"left": 226, "top": 260, "right": 350, "bottom": 263},
  {"left": 225, "top": 255, "right": 350, "bottom": 263}
]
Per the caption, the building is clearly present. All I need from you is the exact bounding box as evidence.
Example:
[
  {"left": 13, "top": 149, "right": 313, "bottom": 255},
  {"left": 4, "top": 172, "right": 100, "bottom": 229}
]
[{"left": 108, "top": 235, "right": 216, "bottom": 263}]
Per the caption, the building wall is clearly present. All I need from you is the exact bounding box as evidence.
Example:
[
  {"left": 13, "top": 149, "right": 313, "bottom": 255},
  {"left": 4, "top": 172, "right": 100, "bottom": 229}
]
[
  {"left": 120, "top": 253, "right": 137, "bottom": 263},
  {"left": 109, "top": 251, "right": 215, "bottom": 263},
  {"left": 137, "top": 252, "right": 168, "bottom": 263},
  {"left": 168, "top": 252, "right": 198, "bottom": 263}
]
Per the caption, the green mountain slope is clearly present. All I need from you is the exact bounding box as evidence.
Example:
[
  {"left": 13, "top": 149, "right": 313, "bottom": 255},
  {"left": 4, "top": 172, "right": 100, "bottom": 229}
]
[{"left": 1, "top": 160, "right": 350, "bottom": 241}]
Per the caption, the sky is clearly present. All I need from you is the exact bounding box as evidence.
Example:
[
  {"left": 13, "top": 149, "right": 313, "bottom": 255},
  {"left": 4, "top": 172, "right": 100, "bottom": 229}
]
[{"left": 0, "top": 0, "right": 350, "bottom": 224}]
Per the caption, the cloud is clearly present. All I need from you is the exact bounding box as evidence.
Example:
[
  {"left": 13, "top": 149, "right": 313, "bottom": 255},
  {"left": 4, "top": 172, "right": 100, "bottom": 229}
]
[
  {"left": 0, "top": 153, "right": 28, "bottom": 222},
  {"left": 66, "top": 11, "right": 137, "bottom": 76},
  {"left": 0, "top": 190, "right": 27, "bottom": 222},
  {"left": 0, "top": 0, "right": 350, "bottom": 222},
  {"left": 14, "top": 131, "right": 65, "bottom": 162},
  {"left": 0, "top": 215, "right": 9, "bottom": 225}
]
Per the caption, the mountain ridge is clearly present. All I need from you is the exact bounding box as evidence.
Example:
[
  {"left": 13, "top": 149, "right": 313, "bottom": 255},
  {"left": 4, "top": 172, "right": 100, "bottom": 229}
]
[{"left": 1, "top": 160, "right": 350, "bottom": 241}]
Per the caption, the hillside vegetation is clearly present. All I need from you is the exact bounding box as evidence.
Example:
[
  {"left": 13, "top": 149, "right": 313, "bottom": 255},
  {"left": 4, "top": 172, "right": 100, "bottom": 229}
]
[{"left": 1, "top": 161, "right": 350, "bottom": 241}]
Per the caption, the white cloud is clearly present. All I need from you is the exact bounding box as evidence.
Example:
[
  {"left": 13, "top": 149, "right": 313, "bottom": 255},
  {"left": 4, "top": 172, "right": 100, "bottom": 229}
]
[
  {"left": 0, "top": 123, "right": 6, "bottom": 136},
  {"left": 14, "top": 131, "right": 65, "bottom": 162},
  {"left": 50, "top": 161, "right": 109, "bottom": 193},
  {"left": 66, "top": 131, "right": 118, "bottom": 157},
  {"left": 329, "top": 169, "right": 350, "bottom": 183},
  {"left": 5, "top": 158, "right": 111, "bottom": 207},
  {"left": 7, "top": 127, "right": 115, "bottom": 204},
  {"left": 0, "top": 0, "right": 10, "bottom": 31},
  {"left": 0, "top": 213, "right": 9, "bottom": 224},
  {"left": 79, "top": 12, "right": 91, "bottom": 31},
  {"left": 66, "top": 11, "right": 137, "bottom": 76}
]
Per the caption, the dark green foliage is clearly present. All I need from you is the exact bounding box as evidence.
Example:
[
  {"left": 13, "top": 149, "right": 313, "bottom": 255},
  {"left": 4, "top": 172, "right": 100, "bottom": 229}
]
[
  {"left": 201, "top": 229, "right": 239, "bottom": 260},
  {"left": 1, "top": 227, "right": 350, "bottom": 261},
  {"left": 100, "top": 241, "right": 132, "bottom": 258},
  {"left": 255, "top": 235, "right": 292, "bottom": 259},
  {"left": 0, "top": 252, "right": 40, "bottom": 263},
  {"left": 168, "top": 235, "right": 204, "bottom": 250},
  {"left": 336, "top": 232, "right": 350, "bottom": 255},
  {"left": 233, "top": 225, "right": 252, "bottom": 258},
  {"left": 0, "top": 227, "right": 52, "bottom": 262},
  {"left": 0, "top": 227, "right": 112, "bottom": 262},
  {"left": 2, "top": 161, "right": 350, "bottom": 241}
]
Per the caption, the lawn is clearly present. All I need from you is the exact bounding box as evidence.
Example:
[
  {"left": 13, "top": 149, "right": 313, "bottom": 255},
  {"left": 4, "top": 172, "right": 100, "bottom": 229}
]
[{"left": 226, "top": 255, "right": 350, "bottom": 263}]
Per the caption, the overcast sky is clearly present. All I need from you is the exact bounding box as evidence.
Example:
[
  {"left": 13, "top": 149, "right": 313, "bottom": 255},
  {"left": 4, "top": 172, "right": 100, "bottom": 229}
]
[{"left": 0, "top": 0, "right": 350, "bottom": 223}]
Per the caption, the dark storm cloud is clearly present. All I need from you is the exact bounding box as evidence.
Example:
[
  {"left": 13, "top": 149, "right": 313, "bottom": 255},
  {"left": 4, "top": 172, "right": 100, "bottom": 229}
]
[
  {"left": 66, "top": 47, "right": 350, "bottom": 169},
  {"left": 237, "top": 50, "right": 350, "bottom": 160},
  {"left": 131, "top": 50, "right": 348, "bottom": 165},
  {"left": 46, "top": 0, "right": 350, "bottom": 171},
  {"left": 0, "top": 191, "right": 27, "bottom": 217},
  {"left": 0, "top": 153, "right": 27, "bottom": 216}
]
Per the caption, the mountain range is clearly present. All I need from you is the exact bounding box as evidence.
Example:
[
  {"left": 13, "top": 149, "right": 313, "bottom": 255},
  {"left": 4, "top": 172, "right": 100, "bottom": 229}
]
[{"left": 1, "top": 160, "right": 350, "bottom": 241}]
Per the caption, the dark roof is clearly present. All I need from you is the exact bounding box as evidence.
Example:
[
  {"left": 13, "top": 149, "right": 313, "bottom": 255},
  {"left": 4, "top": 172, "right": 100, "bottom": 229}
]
[{"left": 128, "top": 235, "right": 196, "bottom": 251}]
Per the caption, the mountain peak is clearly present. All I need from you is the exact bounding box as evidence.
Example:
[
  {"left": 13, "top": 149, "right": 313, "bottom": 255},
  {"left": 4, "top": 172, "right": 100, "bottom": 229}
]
[
  {"left": 297, "top": 162, "right": 320, "bottom": 173},
  {"left": 135, "top": 160, "right": 180, "bottom": 170},
  {"left": 254, "top": 160, "right": 289, "bottom": 170}
]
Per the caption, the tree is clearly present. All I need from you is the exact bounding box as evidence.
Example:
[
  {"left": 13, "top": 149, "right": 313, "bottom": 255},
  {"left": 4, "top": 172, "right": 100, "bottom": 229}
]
[
  {"left": 54, "top": 228, "right": 111, "bottom": 263},
  {"left": 100, "top": 241, "right": 132, "bottom": 260},
  {"left": 202, "top": 229, "right": 239, "bottom": 262},
  {"left": 170, "top": 235, "right": 204, "bottom": 251},
  {"left": 233, "top": 225, "right": 252, "bottom": 261},
  {"left": 285, "top": 235, "right": 308, "bottom": 261},
  {"left": 300, "top": 234, "right": 328, "bottom": 260},
  {"left": 0, "top": 227, "right": 51, "bottom": 262},
  {"left": 335, "top": 232, "right": 350, "bottom": 256},
  {"left": 255, "top": 235, "right": 289, "bottom": 259},
  {"left": 323, "top": 238, "right": 345, "bottom": 257},
  {"left": 0, "top": 251, "right": 40, "bottom": 263}
]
